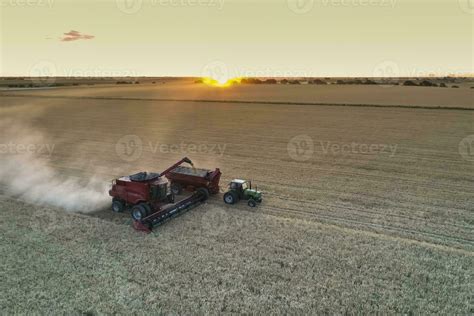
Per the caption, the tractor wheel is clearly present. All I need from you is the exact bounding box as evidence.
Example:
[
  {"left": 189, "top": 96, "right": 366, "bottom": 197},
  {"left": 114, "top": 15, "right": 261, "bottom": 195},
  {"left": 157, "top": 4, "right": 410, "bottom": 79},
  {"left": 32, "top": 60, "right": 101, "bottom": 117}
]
[
  {"left": 247, "top": 199, "right": 257, "bottom": 208},
  {"left": 223, "top": 191, "right": 238, "bottom": 205},
  {"left": 171, "top": 183, "right": 182, "bottom": 195},
  {"left": 197, "top": 188, "right": 210, "bottom": 201},
  {"left": 131, "top": 204, "right": 147, "bottom": 221},
  {"left": 112, "top": 199, "right": 125, "bottom": 213}
]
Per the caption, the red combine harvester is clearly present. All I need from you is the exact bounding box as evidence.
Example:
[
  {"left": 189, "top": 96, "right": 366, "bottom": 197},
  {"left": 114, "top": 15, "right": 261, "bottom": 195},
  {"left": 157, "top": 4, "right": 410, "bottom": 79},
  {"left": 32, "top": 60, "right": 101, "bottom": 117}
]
[{"left": 109, "top": 157, "right": 221, "bottom": 233}]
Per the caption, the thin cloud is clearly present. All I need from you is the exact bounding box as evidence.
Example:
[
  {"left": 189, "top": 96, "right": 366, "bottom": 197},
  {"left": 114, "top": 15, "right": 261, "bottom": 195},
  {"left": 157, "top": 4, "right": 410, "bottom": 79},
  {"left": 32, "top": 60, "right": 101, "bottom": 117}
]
[{"left": 60, "top": 30, "right": 95, "bottom": 42}]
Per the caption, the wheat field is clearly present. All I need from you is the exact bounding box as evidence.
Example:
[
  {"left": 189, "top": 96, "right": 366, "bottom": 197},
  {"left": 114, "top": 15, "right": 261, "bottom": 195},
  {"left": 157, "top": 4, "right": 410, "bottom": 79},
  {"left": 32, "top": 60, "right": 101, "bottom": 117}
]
[{"left": 0, "top": 81, "right": 473, "bottom": 314}]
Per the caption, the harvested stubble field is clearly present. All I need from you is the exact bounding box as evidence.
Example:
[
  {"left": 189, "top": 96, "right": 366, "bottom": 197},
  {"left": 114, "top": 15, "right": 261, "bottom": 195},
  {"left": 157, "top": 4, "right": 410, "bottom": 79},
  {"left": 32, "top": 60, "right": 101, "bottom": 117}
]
[{"left": 0, "top": 81, "right": 473, "bottom": 314}]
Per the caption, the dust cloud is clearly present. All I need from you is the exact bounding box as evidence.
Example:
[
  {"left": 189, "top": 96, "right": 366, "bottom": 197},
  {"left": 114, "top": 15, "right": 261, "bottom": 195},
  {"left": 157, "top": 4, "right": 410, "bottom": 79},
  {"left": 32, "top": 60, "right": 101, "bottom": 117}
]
[{"left": 0, "top": 117, "right": 110, "bottom": 213}]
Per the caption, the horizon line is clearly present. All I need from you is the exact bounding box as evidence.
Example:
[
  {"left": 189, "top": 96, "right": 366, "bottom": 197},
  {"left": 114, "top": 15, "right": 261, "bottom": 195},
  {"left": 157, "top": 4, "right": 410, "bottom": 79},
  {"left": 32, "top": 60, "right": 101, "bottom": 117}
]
[{"left": 1, "top": 75, "right": 474, "bottom": 79}]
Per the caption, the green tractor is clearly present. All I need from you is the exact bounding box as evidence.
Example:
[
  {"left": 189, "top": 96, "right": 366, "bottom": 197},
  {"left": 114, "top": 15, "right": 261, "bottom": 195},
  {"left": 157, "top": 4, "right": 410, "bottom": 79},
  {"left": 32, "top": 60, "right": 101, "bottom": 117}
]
[{"left": 223, "top": 179, "right": 262, "bottom": 207}]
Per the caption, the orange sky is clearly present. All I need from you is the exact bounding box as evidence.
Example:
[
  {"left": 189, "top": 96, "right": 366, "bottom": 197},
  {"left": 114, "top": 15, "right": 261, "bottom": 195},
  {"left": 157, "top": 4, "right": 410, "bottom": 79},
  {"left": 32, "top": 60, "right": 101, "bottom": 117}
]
[{"left": 1, "top": 0, "right": 472, "bottom": 77}]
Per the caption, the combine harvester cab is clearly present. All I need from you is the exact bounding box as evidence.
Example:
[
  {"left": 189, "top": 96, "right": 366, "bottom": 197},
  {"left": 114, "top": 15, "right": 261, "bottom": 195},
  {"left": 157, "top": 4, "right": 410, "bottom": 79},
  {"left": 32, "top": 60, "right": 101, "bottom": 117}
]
[{"left": 109, "top": 172, "right": 173, "bottom": 220}]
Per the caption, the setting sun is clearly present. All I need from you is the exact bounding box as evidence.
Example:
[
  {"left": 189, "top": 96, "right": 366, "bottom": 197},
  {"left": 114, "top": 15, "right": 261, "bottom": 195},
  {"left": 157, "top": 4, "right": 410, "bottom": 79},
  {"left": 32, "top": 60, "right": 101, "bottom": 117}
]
[
  {"left": 201, "top": 77, "right": 242, "bottom": 88},
  {"left": 217, "top": 76, "right": 228, "bottom": 85}
]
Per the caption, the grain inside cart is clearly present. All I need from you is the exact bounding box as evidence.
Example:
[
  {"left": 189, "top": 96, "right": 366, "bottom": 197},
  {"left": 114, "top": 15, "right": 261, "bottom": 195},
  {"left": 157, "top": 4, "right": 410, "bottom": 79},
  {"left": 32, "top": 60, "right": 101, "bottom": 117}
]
[{"left": 166, "top": 166, "right": 221, "bottom": 196}]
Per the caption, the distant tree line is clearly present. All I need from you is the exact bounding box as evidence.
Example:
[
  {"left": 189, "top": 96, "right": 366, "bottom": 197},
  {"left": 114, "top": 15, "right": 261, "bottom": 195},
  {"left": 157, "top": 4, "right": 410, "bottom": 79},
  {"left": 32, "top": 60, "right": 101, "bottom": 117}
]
[
  {"left": 191, "top": 77, "right": 469, "bottom": 88},
  {"left": 116, "top": 81, "right": 140, "bottom": 84}
]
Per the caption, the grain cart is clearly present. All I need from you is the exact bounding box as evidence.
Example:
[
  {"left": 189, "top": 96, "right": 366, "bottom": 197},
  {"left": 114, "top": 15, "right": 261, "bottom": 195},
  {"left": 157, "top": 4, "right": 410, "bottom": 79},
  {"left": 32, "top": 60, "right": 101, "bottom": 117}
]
[
  {"left": 223, "top": 179, "right": 262, "bottom": 207},
  {"left": 166, "top": 166, "right": 221, "bottom": 196}
]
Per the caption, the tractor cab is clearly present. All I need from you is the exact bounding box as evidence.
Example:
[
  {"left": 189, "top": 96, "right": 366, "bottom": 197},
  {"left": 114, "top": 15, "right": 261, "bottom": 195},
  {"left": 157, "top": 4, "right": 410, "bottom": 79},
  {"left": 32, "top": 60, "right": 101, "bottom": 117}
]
[
  {"left": 224, "top": 179, "right": 262, "bottom": 207},
  {"left": 229, "top": 179, "right": 249, "bottom": 191}
]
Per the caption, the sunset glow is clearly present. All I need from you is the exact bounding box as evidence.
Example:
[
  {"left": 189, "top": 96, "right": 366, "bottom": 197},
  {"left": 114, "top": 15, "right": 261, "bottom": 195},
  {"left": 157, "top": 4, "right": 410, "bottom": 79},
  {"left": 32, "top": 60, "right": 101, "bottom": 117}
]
[
  {"left": 202, "top": 77, "right": 242, "bottom": 88},
  {"left": 1, "top": 1, "right": 472, "bottom": 77}
]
